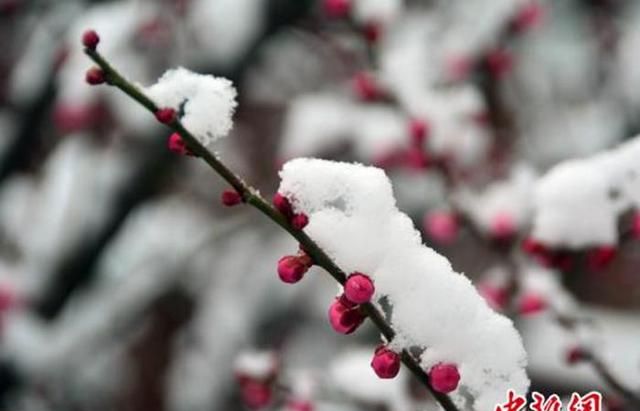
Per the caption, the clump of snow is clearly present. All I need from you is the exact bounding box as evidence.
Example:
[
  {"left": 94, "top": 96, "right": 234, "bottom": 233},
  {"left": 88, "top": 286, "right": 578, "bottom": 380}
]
[
  {"left": 279, "top": 94, "right": 407, "bottom": 161},
  {"left": 234, "top": 350, "right": 278, "bottom": 379},
  {"left": 455, "top": 165, "right": 536, "bottom": 235},
  {"left": 532, "top": 136, "right": 640, "bottom": 248},
  {"left": 145, "top": 68, "right": 237, "bottom": 146},
  {"left": 351, "top": 0, "right": 403, "bottom": 25},
  {"left": 278, "top": 159, "right": 529, "bottom": 409}
]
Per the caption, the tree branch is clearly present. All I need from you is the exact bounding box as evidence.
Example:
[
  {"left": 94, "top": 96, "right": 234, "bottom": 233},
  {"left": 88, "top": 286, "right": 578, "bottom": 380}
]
[{"left": 84, "top": 47, "right": 460, "bottom": 411}]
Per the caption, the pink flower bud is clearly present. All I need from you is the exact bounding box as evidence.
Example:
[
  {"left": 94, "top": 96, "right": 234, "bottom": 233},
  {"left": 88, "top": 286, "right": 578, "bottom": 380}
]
[
  {"left": 409, "top": 119, "right": 429, "bottom": 146},
  {"left": 0, "top": 284, "right": 20, "bottom": 312},
  {"left": 428, "top": 363, "right": 460, "bottom": 393},
  {"left": 424, "top": 211, "right": 459, "bottom": 245},
  {"left": 521, "top": 236, "right": 546, "bottom": 255},
  {"left": 586, "top": 246, "right": 616, "bottom": 271},
  {"left": 445, "top": 54, "right": 473, "bottom": 82},
  {"left": 511, "top": 1, "right": 544, "bottom": 33},
  {"left": 404, "top": 147, "right": 430, "bottom": 170},
  {"left": 85, "top": 67, "right": 105, "bottom": 85},
  {"left": 291, "top": 213, "right": 309, "bottom": 230},
  {"left": 240, "top": 380, "right": 272, "bottom": 409},
  {"left": 155, "top": 107, "right": 176, "bottom": 124},
  {"left": 323, "top": 0, "right": 350, "bottom": 18},
  {"left": 277, "top": 254, "right": 312, "bottom": 284},
  {"left": 287, "top": 400, "right": 314, "bottom": 411},
  {"left": 486, "top": 49, "right": 513, "bottom": 79},
  {"left": 221, "top": 189, "right": 242, "bottom": 207},
  {"left": 518, "top": 292, "right": 546, "bottom": 316},
  {"left": 371, "top": 345, "right": 400, "bottom": 379},
  {"left": 478, "top": 283, "right": 508, "bottom": 311},
  {"left": 490, "top": 212, "right": 516, "bottom": 240},
  {"left": 273, "top": 193, "right": 293, "bottom": 218},
  {"left": 53, "top": 103, "right": 101, "bottom": 133},
  {"left": 167, "top": 133, "right": 194, "bottom": 156},
  {"left": 328, "top": 297, "right": 365, "bottom": 334},
  {"left": 566, "top": 346, "right": 588, "bottom": 365},
  {"left": 352, "top": 72, "right": 381, "bottom": 101},
  {"left": 82, "top": 29, "right": 100, "bottom": 50},
  {"left": 344, "top": 272, "right": 375, "bottom": 304}
]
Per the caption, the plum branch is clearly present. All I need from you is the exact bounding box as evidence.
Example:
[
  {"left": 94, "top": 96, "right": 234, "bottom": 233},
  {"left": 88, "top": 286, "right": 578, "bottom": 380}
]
[{"left": 83, "top": 44, "right": 461, "bottom": 411}]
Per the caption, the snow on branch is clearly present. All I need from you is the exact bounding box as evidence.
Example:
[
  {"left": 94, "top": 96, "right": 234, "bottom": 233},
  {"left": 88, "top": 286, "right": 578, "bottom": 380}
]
[{"left": 278, "top": 158, "right": 529, "bottom": 409}]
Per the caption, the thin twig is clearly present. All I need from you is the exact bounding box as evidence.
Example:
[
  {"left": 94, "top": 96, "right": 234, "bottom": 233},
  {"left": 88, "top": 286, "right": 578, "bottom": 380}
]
[
  {"left": 552, "top": 309, "right": 640, "bottom": 409},
  {"left": 84, "top": 47, "right": 460, "bottom": 411}
]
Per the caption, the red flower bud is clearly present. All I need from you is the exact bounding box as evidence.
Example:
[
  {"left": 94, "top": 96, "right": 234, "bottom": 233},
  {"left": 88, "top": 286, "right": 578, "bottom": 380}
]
[
  {"left": 486, "top": 48, "right": 514, "bottom": 79},
  {"left": 344, "top": 272, "right": 375, "bottom": 304},
  {"left": 405, "top": 147, "right": 430, "bottom": 170},
  {"left": 352, "top": 72, "right": 381, "bottom": 101},
  {"left": 429, "top": 363, "right": 460, "bottom": 393},
  {"left": 328, "top": 296, "right": 365, "bottom": 334},
  {"left": 287, "top": 400, "right": 314, "bottom": 411},
  {"left": 85, "top": 67, "right": 105, "bottom": 85},
  {"left": 167, "top": 133, "right": 194, "bottom": 156},
  {"left": 518, "top": 292, "right": 546, "bottom": 316},
  {"left": 424, "top": 211, "right": 459, "bottom": 245},
  {"left": 277, "top": 254, "right": 312, "bottom": 284},
  {"left": 291, "top": 213, "right": 309, "bottom": 230},
  {"left": 511, "top": 1, "right": 544, "bottom": 34},
  {"left": 409, "top": 119, "right": 429, "bottom": 146},
  {"left": 490, "top": 212, "right": 516, "bottom": 240},
  {"left": 586, "top": 246, "right": 616, "bottom": 271},
  {"left": 323, "top": 0, "right": 350, "bottom": 18},
  {"left": 273, "top": 193, "right": 293, "bottom": 218},
  {"left": 371, "top": 345, "right": 400, "bottom": 379},
  {"left": 478, "top": 283, "right": 508, "bottom": 311},
  {"left": 240, "top": 380, "right": 272, "bottom": 409},
  {"left": 155, "top": 107, "right": 176, "bottom": 124},
  {"left": 566, "top": 346, "right": 588, "bottom": 365},
  {"left": 221, "top": 189, "right": 242, "bottom": 207},
  {"left": 82, "top": 29, "right": 100, "bottom": 50},
  {"left": 363, "top": 21, "right": 382, "bottom": 44},
  {"left": 521, "top": 236, "right": 546, "bottom": 255}
]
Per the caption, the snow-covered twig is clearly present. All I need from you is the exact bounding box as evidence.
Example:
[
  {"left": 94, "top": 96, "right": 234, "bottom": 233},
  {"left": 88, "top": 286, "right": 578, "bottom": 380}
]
[{"left": 83, "top": 40, "right": 461, "bottom": 411}]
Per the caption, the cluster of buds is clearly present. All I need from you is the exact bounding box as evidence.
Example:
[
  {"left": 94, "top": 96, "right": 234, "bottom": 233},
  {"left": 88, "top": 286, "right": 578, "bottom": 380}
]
[
  {"left": 273, "top": 193, "right": 309, "bottom": 230},
  {"left": 328, "top": 272, "right": 374, "bottom": 334},
  {"left": 166, "top": 133, "right": 194, "bottom": 156},
  {"left": 522, "top": 237, "right": 617, "bottom": 272},
  {"left": 82, "top": 30, "right": 107, "bottom": 86},
  {"left": 370, "top": 344, "right": 461, "bottom": 393}
]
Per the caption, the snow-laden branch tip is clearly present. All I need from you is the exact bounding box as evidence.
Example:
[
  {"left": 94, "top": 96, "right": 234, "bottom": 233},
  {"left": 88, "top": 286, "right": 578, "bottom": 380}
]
[
  {"left": 145, "top": 67, "right": 237, "bottom": 146},
  {"left": 278, "top": 158, "right": 529, "bottom": 409},
  {"left": 532, "top": 136, "right": 640, "bottom": 248}
]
